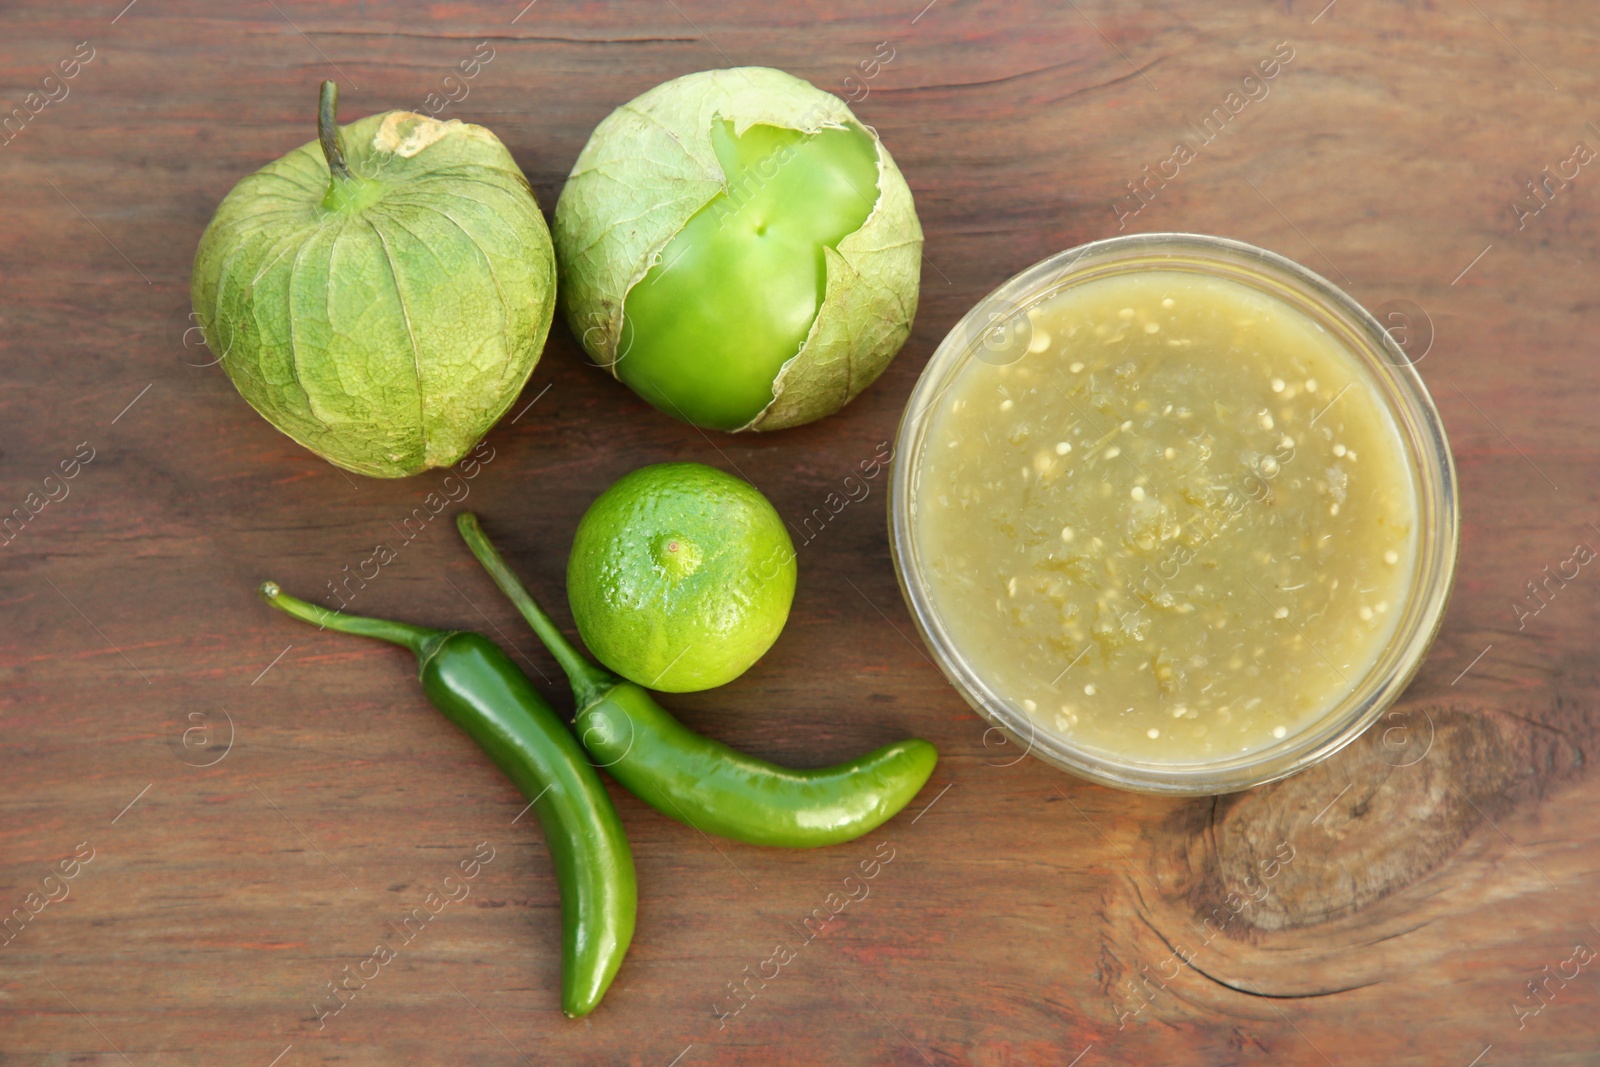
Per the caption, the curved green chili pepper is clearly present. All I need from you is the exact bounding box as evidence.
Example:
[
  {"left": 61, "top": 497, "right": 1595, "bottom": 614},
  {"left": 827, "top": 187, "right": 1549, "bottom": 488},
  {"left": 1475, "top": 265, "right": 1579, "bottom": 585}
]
[
  {"left": 258, "top": 581, "right": 635, "bottom": 1018},
  {"left": 455, "top": 513, "right": 939, "bottom": 849}
]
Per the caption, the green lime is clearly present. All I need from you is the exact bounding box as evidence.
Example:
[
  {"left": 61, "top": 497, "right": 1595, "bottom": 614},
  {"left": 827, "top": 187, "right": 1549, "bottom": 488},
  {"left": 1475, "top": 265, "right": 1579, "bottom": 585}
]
[{"left": 567, "top": 462, "right": 797, "bottom": 693}]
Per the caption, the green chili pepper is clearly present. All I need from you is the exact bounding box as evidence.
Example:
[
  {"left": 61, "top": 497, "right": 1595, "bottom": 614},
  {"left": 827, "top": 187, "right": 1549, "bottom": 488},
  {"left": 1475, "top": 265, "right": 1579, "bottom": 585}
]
[
  {"left": 257, "top": 581, "right": 635, "bottom": 1018},
  {"left": 455, "top": 513, "right": 940, "bottom": 849}
]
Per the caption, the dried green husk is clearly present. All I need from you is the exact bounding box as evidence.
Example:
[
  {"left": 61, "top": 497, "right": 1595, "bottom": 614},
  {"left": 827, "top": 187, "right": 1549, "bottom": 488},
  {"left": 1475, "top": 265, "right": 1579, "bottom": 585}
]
[{"left": 192, "top": 90, "right": 556, "bottom": 477}]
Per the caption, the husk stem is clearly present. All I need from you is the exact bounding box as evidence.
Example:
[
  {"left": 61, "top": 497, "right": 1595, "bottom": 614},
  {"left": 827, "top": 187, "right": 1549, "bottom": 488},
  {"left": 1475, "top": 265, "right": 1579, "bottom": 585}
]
[
  {"left": 317, "top": 80, "right": 375, "bottom": 211},
  {"left": 318, "top": 80, "right": 353, "bottom": 179}
]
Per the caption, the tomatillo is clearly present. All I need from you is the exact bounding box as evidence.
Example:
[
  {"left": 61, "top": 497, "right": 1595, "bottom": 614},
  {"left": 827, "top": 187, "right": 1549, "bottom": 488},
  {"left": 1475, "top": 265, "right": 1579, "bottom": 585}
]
[
  {"left": 192, "top": 82, "right": 556, "bottom": 477},
  {"left": 554, "top": 67, "right": 923, "bottom": 432}
]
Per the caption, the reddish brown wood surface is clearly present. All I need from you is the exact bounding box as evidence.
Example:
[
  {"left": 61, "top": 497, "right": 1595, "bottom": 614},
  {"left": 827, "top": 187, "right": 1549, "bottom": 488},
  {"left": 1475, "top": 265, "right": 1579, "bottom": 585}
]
[{"left": 3, "top": 1, "right": 1598, "bottom": 1064}]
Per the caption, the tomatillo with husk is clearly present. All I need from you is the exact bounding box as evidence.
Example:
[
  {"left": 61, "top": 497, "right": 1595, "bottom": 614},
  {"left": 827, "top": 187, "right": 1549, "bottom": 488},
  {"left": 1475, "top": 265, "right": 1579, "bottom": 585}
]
[
  {"left": 554, "top": 67, "right": 922, "bottom": 432},
  {"left": 191, "top": 81, "right": 556, "bottom": 478}
]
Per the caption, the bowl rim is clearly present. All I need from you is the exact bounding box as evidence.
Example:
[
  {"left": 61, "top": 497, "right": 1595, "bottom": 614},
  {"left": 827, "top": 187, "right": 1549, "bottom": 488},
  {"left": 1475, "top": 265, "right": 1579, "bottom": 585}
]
[{"left": 888, "top": 232, "right": 1460, "bottom": 795}]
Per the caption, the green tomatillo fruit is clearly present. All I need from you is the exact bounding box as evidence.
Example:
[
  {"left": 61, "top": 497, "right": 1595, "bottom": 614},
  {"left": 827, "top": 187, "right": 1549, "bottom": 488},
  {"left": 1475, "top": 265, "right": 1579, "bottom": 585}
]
[
  {"left": 191, "top": 82, "right": 557, "bottom": 478},
  {"left": 554, "top": 67, "right": 922, "bottom": 432}
]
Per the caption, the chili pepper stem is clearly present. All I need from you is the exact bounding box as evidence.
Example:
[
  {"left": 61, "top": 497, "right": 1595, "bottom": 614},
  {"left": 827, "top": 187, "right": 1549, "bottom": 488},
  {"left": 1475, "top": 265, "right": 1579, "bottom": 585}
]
[
  {"left": 259, "top": 581, "right": 438, "bottom": 658},
  {"left": 455, "top": 512, "right": 617, "bottom": 708}
]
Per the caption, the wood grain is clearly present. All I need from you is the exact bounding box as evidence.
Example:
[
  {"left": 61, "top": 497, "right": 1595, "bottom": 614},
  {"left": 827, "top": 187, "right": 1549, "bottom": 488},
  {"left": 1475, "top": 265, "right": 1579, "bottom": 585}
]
[{"left": 3, "top": 1, "right": 1598, "bottom": 1064}]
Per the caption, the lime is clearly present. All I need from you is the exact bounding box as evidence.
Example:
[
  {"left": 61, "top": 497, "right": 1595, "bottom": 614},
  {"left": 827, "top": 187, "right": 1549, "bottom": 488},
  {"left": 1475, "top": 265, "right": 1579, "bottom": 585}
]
[{"left": 567, "top": 463, "right": 796, "bottom": 693}]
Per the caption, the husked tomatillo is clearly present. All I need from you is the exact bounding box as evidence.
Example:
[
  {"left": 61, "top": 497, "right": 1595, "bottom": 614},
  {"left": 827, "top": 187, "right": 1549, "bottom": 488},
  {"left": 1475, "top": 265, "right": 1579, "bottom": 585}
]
[
  {"left": 192, "top": 82, "right": 556, "bottom": 477},
  {"left": 554, "top": 67, "right": 922, "bottom": 432}
]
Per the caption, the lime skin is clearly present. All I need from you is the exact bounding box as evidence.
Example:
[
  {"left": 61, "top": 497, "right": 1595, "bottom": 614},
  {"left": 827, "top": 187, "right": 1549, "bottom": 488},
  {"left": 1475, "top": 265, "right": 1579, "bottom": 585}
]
[{"left": 567, "top": 462, "right": 797, "bottom": 693}]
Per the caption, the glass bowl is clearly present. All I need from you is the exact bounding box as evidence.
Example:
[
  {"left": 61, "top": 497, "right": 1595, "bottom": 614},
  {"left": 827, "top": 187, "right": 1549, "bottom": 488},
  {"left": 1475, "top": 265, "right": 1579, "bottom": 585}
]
[{"left": 888, "top": 233, "right": 1458, "bottom": 795}]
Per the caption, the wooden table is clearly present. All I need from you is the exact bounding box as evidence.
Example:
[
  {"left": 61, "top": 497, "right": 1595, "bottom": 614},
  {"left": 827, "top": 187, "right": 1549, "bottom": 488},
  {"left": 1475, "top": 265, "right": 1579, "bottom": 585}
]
[{"left": 3, "top": 1, "right": 1596, "bottom": 1063}]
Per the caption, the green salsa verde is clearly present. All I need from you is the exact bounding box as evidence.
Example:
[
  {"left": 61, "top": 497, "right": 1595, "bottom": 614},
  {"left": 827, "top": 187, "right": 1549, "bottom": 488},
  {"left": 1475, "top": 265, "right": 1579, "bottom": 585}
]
[{"left": 913, "top": 270, "right": 1417, "bottom": 763}]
